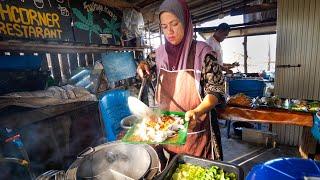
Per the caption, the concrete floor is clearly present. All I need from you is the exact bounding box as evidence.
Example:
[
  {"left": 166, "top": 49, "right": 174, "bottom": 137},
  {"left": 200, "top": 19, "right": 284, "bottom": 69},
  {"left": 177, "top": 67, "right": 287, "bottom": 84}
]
[{"left": 219, "top": 120, "right": 300, "bottom": 177}]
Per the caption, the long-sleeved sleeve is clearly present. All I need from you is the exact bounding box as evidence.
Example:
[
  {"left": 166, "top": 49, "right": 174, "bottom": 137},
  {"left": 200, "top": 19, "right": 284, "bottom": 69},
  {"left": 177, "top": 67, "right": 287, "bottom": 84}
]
[
  {"left": 200, "top": 53, "right": 225, "bottom": 102},
  {"left": 143, "top": 52, "right": 157, "bottom": 81}
]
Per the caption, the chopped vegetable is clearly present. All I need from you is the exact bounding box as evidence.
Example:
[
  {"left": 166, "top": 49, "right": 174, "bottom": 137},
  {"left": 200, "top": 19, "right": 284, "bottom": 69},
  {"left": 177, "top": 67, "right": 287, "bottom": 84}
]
[{"left": 171, "top": 163, "right": 237, "bottom": 180}]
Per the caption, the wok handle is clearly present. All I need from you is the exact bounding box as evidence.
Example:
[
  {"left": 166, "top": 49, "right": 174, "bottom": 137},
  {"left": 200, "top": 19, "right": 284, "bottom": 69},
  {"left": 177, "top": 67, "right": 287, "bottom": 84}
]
[{"left": 77, "top": 147, "right": 94, "bottom": 159}]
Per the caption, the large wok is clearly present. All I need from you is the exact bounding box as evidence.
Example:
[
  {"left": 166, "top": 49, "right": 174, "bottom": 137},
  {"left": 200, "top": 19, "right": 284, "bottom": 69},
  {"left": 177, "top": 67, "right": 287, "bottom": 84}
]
[{"left": 36, "top": 141, "right": 161, "bottom": 180}]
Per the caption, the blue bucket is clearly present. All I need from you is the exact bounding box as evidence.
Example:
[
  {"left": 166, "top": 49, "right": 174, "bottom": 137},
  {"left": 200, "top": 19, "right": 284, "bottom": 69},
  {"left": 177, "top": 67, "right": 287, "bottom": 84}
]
[
  {"left": 246, "top": 158, "right": 320, "bottom": 180},
  {"left": 99, "top": 90, "right": 131, "bottom": 141}
]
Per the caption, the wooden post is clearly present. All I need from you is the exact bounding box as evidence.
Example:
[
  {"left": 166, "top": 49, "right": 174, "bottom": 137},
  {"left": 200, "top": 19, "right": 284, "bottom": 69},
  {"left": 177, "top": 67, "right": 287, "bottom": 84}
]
[
  {"left": 59, "top": 53, "right": 71, "bottom": 82},
  {"left": 93, "top": 53, "right": 102, "bottom": 63},
  {"left": 49, "top": 53, "right": 62, "bottom": 83},
  {"left": 243, "top": 36, "right": 248, "bottom": 73},
  {"left": 87, "top": 53, "right": 94, "bottom": 67},
  {"left": 68, "top": 53, "right": 78, "bottom": 74},
  {"left": 39, "top": 53, "right": 49, "bottom": 71},
  {"left": 78, "top": 53, "right": 87, "bottom": 67}
]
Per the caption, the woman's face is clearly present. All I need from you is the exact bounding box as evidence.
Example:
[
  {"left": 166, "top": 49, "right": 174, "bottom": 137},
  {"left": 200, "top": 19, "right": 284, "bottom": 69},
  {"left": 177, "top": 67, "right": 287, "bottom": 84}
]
[{"left": 160, "top": 12, "right": 185, "bottom": 45}]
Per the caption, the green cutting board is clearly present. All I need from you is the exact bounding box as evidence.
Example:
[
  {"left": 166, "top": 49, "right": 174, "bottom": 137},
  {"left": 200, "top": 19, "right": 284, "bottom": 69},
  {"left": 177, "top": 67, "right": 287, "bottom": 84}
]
[{"left": 122, "top": 111, "right": 188, "bottom": 145}]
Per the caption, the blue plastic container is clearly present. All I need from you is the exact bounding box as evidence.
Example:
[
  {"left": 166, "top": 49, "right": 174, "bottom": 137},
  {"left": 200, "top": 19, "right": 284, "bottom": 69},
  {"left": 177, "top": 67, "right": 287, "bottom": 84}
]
[
  {"left": 229, "top": 79, "right": 265, "bottom": 98},
  {"left": 246, "top": 158, "right": 320, "bottom": 180},
  {"left": 311, "top": 112, "right": 320, "bottom": 141},
  {"left": 99, "top": 90, "right": 132, "bottom": 141},
  {"left": 0, "top": 55, "right": 42, "bottom": 70}
]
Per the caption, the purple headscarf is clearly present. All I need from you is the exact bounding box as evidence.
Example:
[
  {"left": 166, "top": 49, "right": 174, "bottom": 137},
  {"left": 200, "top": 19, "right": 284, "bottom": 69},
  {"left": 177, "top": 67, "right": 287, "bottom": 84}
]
[
  {"left": 158, "top": 0, "right": 193, "bottom": 70},
  {"left": 156, "top": 0, "right": 214, "bottom": 89}
]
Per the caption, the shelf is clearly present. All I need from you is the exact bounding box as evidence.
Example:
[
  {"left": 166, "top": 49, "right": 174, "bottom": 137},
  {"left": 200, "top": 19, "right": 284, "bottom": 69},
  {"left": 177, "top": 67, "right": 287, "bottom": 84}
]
[{"left": 0, "top": 41, "right": 149, "bottom": 53}]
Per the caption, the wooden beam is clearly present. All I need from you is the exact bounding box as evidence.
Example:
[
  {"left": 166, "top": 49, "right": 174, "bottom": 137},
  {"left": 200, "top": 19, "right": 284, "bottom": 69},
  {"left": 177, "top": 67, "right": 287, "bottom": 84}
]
[
  {"left": 0, "top": 101, "right": 97, "bottom": 128},
  {"left": 94, "top": 0, "right": 135, "bottom": 8},
  {"left": 135, "top": 0, "right": 158, "bottom": 9},
  {"left": 230, "top": 3, "right": 277, "bottom": 16},
  {"left": 0, "top": 41, "right": 146, "bottom": 53},
  {"left": 198, "top": 22, "right": 277, "bottom": 39}
]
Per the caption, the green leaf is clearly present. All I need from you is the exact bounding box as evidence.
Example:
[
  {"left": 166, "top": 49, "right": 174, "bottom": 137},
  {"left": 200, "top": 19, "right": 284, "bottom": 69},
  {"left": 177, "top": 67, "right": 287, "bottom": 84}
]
[
  {"left": 102, "top": 18, "right": 121, "bottom": 39},
  {"left": 113, "top": 22, "right": 121, "bottom": 29},
  {"left": 74, "top": 22, "right": 90, "bottom": 31},
  {"left": 88, "top": 11, "right": 94, "bottom": 25},
  {"left": 72, "top": 8, "right": 89, "bottom": 24},
  {"left": 92, "top": 24, "right": 101, "bottom": 34},
  {"left": 92, "top": 24, "right": 102, "bottom": 34},
  {"left": 112, "top": 30, "right": 121, "bottom": 38},
  {"left": 92, "top": 29, "right": 100, "bottom": 35},
  {"left": 103, "top": 19, "right": 112, "bottom": 28},
  {"left": 103, "top": 28, "right": 111, "bottom": 33}
]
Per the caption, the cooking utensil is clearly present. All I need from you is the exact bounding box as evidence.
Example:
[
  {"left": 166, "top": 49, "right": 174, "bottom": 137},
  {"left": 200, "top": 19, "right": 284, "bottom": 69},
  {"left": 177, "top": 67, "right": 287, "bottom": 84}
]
[
  {"left": 128, "top": 96, "right": 156, "bottom": 119},
  {"left": 120, "top": 115, "right": 138, "bottom": 129},
  {"left": 65, "top": 142, "right": 159, "bottom": 180},
  {"left": 110, "top": 169, "right": 135, "bottom": 180},
  {"left": 76, "top": 143, "right": 151, "bottom": 180},
  {"left": 138, "top": 78, "right": 147, "bottom": 100}
]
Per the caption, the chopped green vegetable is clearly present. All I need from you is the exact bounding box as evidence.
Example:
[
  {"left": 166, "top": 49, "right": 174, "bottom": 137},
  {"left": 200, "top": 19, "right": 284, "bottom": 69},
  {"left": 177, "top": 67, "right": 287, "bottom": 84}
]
[{"left": 171, "top": 163, "right": 237, "bottom": 180}]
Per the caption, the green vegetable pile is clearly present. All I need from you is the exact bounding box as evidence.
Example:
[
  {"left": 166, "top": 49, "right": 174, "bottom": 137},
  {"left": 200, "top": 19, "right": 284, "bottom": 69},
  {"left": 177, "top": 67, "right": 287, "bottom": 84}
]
[{"left": 171, "top": 163, "right": 237, "bottom": 180}]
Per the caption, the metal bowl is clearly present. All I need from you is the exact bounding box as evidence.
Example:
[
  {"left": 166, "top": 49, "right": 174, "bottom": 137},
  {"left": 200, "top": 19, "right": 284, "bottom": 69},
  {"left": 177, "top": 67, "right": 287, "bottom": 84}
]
[{"left": 120, "top": 115, "right": 139, "bottom": 129}]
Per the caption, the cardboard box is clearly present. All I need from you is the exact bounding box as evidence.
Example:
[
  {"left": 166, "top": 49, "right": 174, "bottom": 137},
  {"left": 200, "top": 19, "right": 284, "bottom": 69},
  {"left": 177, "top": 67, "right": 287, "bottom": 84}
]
[{"left": 242, "top": 128, "right": 277, "bottom": 147}]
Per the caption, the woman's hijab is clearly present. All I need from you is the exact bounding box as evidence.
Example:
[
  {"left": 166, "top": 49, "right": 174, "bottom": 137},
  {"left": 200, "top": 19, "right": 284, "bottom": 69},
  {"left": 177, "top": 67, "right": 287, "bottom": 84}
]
[
  {"left": 156, "top": 0, "right": 214, "bottom": 90},
  {"left": 159, "top": 0, "right": 194, "bottom": 70}
]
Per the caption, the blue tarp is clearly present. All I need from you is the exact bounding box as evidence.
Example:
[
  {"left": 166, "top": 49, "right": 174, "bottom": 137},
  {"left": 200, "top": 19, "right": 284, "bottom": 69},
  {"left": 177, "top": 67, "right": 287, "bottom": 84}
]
[
  {"left": 101, "top": 52, "right": 136, "bottom": 85},
  {"left": 0, "top": 55, "right": 42, "bottom": 70}
]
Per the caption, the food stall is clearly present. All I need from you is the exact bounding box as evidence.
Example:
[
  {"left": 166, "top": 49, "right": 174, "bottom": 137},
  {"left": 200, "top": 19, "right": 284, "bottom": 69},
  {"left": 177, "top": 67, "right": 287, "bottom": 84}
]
[{"left": 1, "top": 0, "right": 320, "bottom": 180}]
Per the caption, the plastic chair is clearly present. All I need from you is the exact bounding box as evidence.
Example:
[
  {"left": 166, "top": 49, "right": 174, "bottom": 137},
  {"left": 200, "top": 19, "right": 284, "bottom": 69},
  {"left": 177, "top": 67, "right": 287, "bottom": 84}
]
[
  {"left": 99, "top": 89, "right": 131, "bottom": 141},
  {"left": 226, "top": 79, "right": 266, "bottom": 138}
]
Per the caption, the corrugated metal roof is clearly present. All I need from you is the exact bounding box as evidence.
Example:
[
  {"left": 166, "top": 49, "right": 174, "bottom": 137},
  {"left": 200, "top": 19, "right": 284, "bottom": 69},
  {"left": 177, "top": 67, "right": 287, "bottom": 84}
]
[
  {"left": 95, "top": 0, "right": 276, "bottom": 33},
  {"left": 132, "top": 0, "right": 256, "bottom": 32},
  {"left": 95, "top": 0, "right": 257, "bottom": 32}
]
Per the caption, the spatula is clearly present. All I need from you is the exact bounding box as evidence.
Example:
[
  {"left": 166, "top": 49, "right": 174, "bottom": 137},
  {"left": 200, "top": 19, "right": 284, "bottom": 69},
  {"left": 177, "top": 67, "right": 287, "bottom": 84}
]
[{"left": 128, "top": 96, "right": 156, "bottom": 119}]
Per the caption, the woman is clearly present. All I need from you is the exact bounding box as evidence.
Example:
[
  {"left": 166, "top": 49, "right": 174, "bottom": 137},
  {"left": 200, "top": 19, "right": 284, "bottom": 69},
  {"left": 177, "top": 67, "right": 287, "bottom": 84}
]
[{"left": 137, "top": 0, "right": 224, "bottom": 160}]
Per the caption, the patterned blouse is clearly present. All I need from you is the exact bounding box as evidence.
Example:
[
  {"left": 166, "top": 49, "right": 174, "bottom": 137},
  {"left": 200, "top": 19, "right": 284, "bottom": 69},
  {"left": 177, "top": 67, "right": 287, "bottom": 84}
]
[{"left": 145, "top": 52, "right": 225, "bottom": 102}]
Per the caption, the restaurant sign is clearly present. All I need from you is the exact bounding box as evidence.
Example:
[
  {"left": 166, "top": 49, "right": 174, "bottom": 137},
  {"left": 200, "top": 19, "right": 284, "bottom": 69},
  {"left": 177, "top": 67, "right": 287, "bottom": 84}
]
[{"left": 0, "top": 0, "right": 73, "bottom": 41}]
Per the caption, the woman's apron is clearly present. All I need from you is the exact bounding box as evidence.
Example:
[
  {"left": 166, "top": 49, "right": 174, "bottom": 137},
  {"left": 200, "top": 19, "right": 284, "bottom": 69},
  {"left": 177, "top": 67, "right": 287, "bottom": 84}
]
[{"left": 155, "top": 45, "right": 222, "bottom": 160}]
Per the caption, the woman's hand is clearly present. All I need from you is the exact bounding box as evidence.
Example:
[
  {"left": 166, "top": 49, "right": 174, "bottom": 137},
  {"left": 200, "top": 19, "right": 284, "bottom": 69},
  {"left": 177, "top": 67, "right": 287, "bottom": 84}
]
[
  {"left": 185, "top": 94, "right": 220, "bottom": 121},
  {"left": 185, "top": 109, "right": 200, "bottom": 122},
  {"left": 137, "top": 61, "right": 150, "bottom": 79}
]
